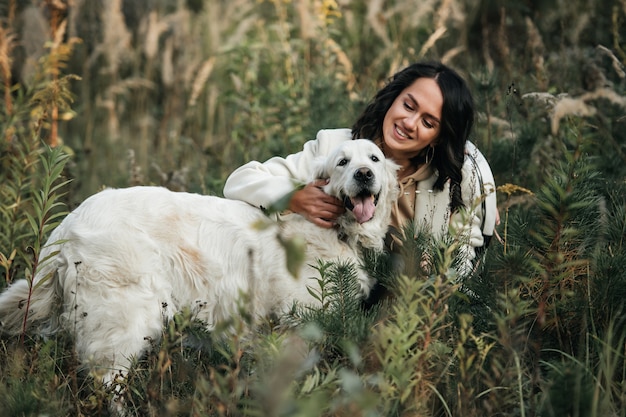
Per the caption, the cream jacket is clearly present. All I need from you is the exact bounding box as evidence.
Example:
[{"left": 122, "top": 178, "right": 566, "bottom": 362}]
[{"left": 223, "top": 128, "right": 497, "bottom": 265}]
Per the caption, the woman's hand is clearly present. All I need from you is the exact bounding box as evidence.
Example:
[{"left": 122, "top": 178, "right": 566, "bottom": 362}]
[{"left": 289, "top": 179, "right": 345, "bottom": 228}]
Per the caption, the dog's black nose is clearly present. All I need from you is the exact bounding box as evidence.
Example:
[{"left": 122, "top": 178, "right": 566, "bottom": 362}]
[{"left": 354, "top": 167, "right": 373, "bottom": 183}]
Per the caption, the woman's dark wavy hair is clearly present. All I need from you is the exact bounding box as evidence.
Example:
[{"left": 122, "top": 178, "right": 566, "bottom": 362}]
[{"left": 351, "top": 61, "right": 474, "bottom": 212}]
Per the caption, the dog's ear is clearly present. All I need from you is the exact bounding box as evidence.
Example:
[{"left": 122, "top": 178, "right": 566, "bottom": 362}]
[
  {"left": 383, "top": 159, "right": 401, "bottom": 202},
  {"left": 311, "top": 155, "right": 330, "bottom": 181}
]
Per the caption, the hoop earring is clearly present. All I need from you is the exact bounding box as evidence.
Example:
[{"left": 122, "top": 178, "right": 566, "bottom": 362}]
[{"left": 425, "top": 146, "right": 435, "bottom": 165}]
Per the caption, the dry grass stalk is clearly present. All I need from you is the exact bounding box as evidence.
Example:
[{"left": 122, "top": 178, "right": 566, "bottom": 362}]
[
  {"left": 441, "top": 45, "right": 465, "bottom": 64},
  {"left": 496, "top": 7, "right": 511, "bottom": 74},
  {"left": 610, "top": 13, "right": 624, "bottom": 65},
  {"left": 46, "top": 1, "right": 68, "bottom": 148},
  {"left": 66, "top": 0, "right": 83, "bottom": 38},
  {"left": 550, "top": 88, "right": 626, "bottom": 134},
  {"left": 156, "top": 8, "right": 198, "bottom": 90},
  {"left": 20, "top": 6, "right": 47, "bottom": 84},
  {"left": 481, "top": 12, "right": 494, "bottom": 74},
  {"left": 392, "top": 0, "right": 438, "bottom": 28},
  {"left": 551, "top": 97, "right": 597, "bottom": 135},
  {"left": 199, "top": 0, "right": 257, "bottom": 65},
  {"left": 101, "top": 0, "right": 132, "bottom": 75},
  {"left": 324, "top": 38, "right": 356, "bottom": 92},
  {"left": 418, "top": 0, "right": 452, "bottom": 58},
  {"left": 46, "top": 0, "right": 66, "bottom": 11},
  {"left": 418, "top": 26, "right": 447, "bottom": 58},
  {"left": 144, "top": 11, "right": 170, "bottom": 61},
  {"left": 367, "top": 0, "right": 390, "bottom": 46},
  {"left": 297, "top": 0, "right": 341, "bottom": 40},
  {"left": 189, "top": 57, "right": 216, "bottom": 107},
  {"left": 0, "top": 25, "right": 15, "bottom": 121},
  {"left": 105, "top": 77, "right": 155, "bottom": 99},
  {"left": 202, "top": 86, "right": 219, "bottom": 150},
  {"left": 99, "top": 78, "right": 154, "bottom": 141},
  {"left": 567, "top": 11, "right": 590, "bottom": 46},
  {"left": 6, "top": 0, "right": 15, "bottom": 22},
  {"left": 296, "top": 1, "right": 316, "bottom": 40},
  {"left": 522, "top": 92, "right": 562, "bottom": 108},
  {"left": 525, "top": 17, "right": 547, "bottom": 90},
  {"left": 161, "top": 37, "right": 175, "bottom": 88},
  {"left": 596, "top": 44, "right": 626, "bottom": 79}
]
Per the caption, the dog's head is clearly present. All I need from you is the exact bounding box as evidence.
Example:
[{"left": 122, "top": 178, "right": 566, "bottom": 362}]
[{"left": 313, "top": 139, "right": 400, "bottom": 250}]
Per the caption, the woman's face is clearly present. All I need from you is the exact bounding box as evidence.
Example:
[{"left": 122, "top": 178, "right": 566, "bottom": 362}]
[{"left": 381, "top": 77, "right": 443, "bottom": 162}]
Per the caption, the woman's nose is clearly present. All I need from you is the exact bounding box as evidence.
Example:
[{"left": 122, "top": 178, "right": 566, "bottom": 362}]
[{"left": 403, "top": 114, "right": 419, "bottom": 131}]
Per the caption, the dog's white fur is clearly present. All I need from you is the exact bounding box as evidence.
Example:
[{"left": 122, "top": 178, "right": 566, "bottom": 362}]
[{"left": 0, "top": 139, "right": 398, "bottom": 381}]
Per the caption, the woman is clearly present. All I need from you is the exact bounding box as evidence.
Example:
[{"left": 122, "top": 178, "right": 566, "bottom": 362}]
[{"left": 223, "top": 61, "right": 497, "bottom": 274}]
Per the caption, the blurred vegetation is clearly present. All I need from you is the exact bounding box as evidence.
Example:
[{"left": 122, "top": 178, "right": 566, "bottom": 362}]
[{"left": 1, "top": 0, "right": 626, "bottom": 415}]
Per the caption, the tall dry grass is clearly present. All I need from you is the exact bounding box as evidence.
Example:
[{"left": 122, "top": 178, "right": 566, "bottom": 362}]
[{"left": 2, "top": 0, "right": 612, "bottom": 200}]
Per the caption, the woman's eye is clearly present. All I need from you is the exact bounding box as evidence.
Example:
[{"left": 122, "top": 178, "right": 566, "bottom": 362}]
[
  {"left": 338, "top": 158, "right": 348, "bottom": 166},
  {"left": 403, "top": 102, "right": 414, "bottom": 111},
  {"left": 423, "top": 119, "right": 433, "bottom": 129}
]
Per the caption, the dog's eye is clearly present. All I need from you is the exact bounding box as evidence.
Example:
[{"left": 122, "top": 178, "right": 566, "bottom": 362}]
[
  {"left": 370, "top": 155, "right": 380, "bottom": 162},
  {"left": 338, "top": 158, "right": 348, "bottom": 166}
]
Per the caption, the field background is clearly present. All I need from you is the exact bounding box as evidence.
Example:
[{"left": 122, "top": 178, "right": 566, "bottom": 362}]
[
  {"left": 8, "top": 0, "right": 625, "bottom": 202},
  {"left": 1, "top": 0, "right": 626, "bottom": 416}
]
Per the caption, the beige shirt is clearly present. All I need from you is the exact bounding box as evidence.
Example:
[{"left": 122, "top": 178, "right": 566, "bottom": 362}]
[{"left": 389, "top": 164, "right": 433, "bottom": 247}]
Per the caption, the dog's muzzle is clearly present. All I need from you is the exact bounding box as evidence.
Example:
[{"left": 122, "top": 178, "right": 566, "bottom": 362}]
[{"left": 343, "top": 167, "right": 380, "bottom": 224}]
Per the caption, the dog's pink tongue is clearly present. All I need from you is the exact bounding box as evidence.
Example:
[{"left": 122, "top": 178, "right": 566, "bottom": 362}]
[{"left": 350, "top": 196, "right": 376, "bottom": 224}]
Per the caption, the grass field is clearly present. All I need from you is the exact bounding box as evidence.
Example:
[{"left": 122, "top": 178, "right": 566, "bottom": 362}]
[{"left": 1, "top": 0, "right": 626, "bottom": 415}]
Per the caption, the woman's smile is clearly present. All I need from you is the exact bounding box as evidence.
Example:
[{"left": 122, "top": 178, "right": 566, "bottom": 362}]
[{"left": 394, "top": 124, "right": 412, "bottom": 140}]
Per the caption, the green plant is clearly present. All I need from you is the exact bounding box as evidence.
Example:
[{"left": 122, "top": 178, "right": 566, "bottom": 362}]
[
  {"left": 19, "top": 145, "right": 71, "bottom": 340},
  {"left": 290, "top": 260, "right": 380, "bottom": 359}
]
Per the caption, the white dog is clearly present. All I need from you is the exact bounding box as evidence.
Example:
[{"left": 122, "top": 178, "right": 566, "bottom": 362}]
[{"left": 0, "top": 139, "right": 399, "bottom": 382}]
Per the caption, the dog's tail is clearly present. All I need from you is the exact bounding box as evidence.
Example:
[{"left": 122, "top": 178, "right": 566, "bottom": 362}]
[{"left": 0, "top": 252, "right": 61, "bottom": 336}]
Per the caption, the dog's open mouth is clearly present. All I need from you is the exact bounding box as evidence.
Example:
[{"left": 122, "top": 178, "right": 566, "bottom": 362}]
[{"left": 343, "top": 190, "right": 379, "bottom": 224}]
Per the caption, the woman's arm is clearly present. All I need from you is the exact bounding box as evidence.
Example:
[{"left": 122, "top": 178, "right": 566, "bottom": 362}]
[
  {"left": 463, "top": 141, "right": 498, "bottom": 240},
  {"left": 223, "top": 128, "right": 352, "bottom": 227},
  {"left": 450, "top": 142, "right": 498, "bottom": 271}
]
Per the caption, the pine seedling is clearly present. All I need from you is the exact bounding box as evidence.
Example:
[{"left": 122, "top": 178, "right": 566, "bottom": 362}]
[{"left": 293, "top": 260, "right": 380, "bottom": 358}]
